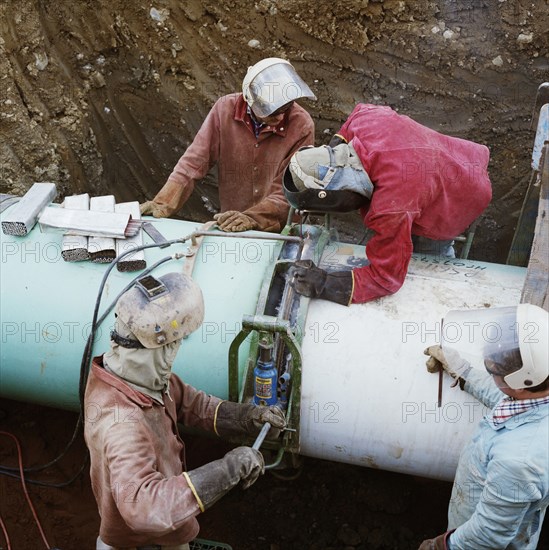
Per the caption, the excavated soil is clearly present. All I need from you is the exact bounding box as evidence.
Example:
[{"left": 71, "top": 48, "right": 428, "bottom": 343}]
[{"left": 1, "top": 0, "right": 548, "bottom": 548}]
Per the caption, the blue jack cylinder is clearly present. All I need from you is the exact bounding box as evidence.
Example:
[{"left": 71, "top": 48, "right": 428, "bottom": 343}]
[{"left": 253, "top": 334, "right": 278, "bottom": 406}]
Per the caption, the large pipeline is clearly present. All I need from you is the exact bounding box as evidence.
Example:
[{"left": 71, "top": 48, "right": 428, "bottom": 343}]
[{"left": 0, "top": 204, "right": 526, "bottom": 481}]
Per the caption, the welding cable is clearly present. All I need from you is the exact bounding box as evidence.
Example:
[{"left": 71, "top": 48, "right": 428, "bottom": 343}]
[
  {"left": 0, "top": 417, "right": 81, "bottom": 475},
  {"left": 268, "top": 463, "right": 304, "bottom": 481},
  {"left": 0, "top": 453, "right": 89, "bottom": 488},
  {"left": 0, "top": 514, "right": 11, "bottom": 550},
  {"left": 0, "top": 431, "right": 52, "bottom": 549}
]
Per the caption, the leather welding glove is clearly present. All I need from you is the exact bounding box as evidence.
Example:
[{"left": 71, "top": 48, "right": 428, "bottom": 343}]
[
  {"left": 140, "top": 179, "right": 187, "bottom": 218},
  {"left": 291, "top": 260, "right": 353, "bottom": 306},
  {"left": 215, "top": 401, "right": 286, "bottom": 440},
  {"left": 213, "top": 210, "right": 258, "bottom": 232},
  {"left": 185, "top": 446, "right": 265, "bottom": 511},
  {"left": 418, "top": 531, "right": 454, "bottom": 549},
  {"left": 424, "top": 345, "right": 472, "bottom": 380}
]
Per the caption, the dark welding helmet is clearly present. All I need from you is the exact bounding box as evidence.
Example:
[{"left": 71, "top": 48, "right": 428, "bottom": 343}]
[{"left": 283, "top": 143, "right": 372, "bottom": 213}]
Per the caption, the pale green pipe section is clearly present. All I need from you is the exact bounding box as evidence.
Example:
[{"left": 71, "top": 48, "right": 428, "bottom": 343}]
[{"left": 0, "top": 209, "right": 283, "bottom": 411}]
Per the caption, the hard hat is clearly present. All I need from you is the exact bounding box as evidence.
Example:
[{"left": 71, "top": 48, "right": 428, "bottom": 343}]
[
  {"left": 504, "top": 304, "right": 549, "bottom": 389},
  {"left": 441, "top": 304, "right": 549, "bottom": 390},
  {"left": 114, "top": 272, "right": 205, "bottom": 349},
  {"left": 283, "top": 143, "right": 373, "bottom": 213},
  {"left": 242, "top": 57, "right": 316, "bottom": 118}
]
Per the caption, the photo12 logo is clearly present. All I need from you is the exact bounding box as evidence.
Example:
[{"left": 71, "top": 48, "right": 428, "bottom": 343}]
[{"left": 1, "top": 321, "right": 100, "bottom": 344}]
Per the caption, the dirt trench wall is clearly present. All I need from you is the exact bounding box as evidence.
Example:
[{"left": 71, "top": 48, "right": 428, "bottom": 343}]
[{"left": 1, "top": 0, "right": 548, "bottom": 262}]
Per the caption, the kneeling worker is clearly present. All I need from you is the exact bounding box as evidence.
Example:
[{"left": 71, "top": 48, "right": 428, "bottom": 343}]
[
  {"left": 84, "top": 272, "right": 285, "bottom": 549},
  {"left": 284, "top": 103, "right": 492, "bottom": 305}
]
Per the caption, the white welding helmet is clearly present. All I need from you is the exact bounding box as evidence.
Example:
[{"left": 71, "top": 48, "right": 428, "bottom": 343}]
[
  {"left": 283, "top": 142, "right": 373, "bottom": 212},
  {"left": 242, "top": 57, "right": 316, "bottom": 118},
  {"left": 113, "top": 272, "right": 205, "bottom": 349},
  {"left": 441, "top": 304, "right": 549, "bottom": 389}
]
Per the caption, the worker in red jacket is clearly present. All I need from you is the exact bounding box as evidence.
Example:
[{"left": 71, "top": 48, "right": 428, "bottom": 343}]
[
  {"left": 283, "top": 103, "right": 492, "bottom": 305},
  {"left": 140, "top": 57, "right": 315, "bottom": 232}
]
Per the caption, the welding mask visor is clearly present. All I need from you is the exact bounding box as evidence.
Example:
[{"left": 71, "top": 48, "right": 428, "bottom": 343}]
[
  {"left": 243, "top": 59, "right": 316, "bottom": 118},
  {"left": 441, "top": 305, "right": 549, "bottom": 389}
]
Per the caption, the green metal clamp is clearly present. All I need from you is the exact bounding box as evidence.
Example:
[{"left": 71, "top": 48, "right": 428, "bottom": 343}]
[
  {"left": 228, "top": 314, "right": 303, "bottom": 456},
  {"left": 226, "top": 222, "right": 332, "bottom": 463}
]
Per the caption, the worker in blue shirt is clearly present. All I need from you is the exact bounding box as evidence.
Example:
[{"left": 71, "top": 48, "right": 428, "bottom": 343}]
[{"left": 420, "top": 304, "right": 549, "bottom": 550}]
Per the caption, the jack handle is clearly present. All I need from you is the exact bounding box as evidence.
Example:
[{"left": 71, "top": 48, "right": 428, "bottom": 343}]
[{"left": 252, "top": 422, "right": 271, "bottom": 450}]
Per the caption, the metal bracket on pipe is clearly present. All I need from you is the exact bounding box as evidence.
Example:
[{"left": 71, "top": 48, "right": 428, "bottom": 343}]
[
  {"left": 227, "top": 314, "right": 303, "bottom": 458},
  {"left": 181, "top": 221, "right": 216, "bottom": 278},
  {"left": 226, "top": 223, "right": 331, "bottom": 461}
]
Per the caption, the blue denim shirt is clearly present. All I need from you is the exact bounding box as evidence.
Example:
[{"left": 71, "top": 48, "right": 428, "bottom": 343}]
[{"left": 447, "top": 370, "right": 549, "bottom": 550}]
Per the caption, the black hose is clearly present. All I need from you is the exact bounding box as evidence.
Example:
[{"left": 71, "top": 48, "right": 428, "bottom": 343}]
[{"left": 0, "top": 454, "right": 89, "bottom": 489}]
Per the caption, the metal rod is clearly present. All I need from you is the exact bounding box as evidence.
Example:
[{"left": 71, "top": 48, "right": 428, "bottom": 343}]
[
  {"left": 191, "top": 229, "right": 302, "bottom": 243},
  {"left": 252, "top": 422, "right": 271, "bottom": 450},
  {"left": 437, "top": 368, "right": 443, "bottom": 408}
]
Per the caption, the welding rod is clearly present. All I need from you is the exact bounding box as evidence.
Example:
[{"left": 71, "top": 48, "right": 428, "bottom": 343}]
[
  {"left": 252, "top": 422, "right": 271, "bottom": 450},
  {"left": 437, "top": 367, "right": 443, "bottom": 408}
]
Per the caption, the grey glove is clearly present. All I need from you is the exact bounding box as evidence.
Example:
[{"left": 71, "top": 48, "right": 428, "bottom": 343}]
[
  {"left": 213, "top": 211, "right": 258, "bottom": 232},
  {"left": 291, "top": 260, "right": 353, "bottom": 306},
  {"left": 186, "top": 446, "right": 265, "bottom": 510},
  {"left": 424, "top": 345, "right": 472, "bottom": 380},
  {"left": 215, "top": 401, "right": 286, "bottom": 440}
]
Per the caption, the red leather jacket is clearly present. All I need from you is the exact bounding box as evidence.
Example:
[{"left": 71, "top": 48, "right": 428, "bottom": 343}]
[
  {"left": 84, "top": 357, "right": 221, "bottom": 547},
  {"left": 337, "top": 104, "right": 492, "bottom": 303},
  {"left": 162, "top": 93, "right": 314, "bottom": 231}
]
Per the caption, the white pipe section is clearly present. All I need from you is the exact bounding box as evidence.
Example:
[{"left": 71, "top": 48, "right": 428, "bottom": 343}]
[{"left": 299, "top": 246, "right": 526, "bottom": 480}]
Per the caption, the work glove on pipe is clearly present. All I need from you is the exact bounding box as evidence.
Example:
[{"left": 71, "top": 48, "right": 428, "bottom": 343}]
[
  {"left": 213, "top": 210, "right": 258, "bottom": 232},
  {"left": 140, "top": 200, "right": 171, "bottom": 218},
  {"left": 215, "top": 401, "right": 286, "bottom": 440},
  {"left": 291, "top": 260, "right": 353, "bottom": 306},
  {"left": 418, "top": 530, "right": 454, "bottom": 550},
  {"left": 185, "top": 446, "right": 264, "bottom": 511},
  {"left": 140, "top": 179, "right": 187, "bottom": 218},
  {"left": 424, "top": 345, "right": 472, "bottom": 380}
]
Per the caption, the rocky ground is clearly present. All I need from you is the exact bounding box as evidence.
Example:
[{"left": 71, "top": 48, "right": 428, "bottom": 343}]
[
  {"left": 1, "top": 0, "right": 548, "bottom": 259},
  {"left": 1, "top": 0, "right": 548, "bottom": 548}
]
